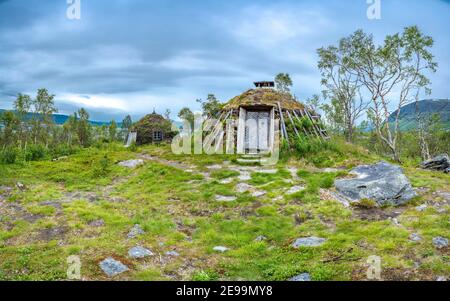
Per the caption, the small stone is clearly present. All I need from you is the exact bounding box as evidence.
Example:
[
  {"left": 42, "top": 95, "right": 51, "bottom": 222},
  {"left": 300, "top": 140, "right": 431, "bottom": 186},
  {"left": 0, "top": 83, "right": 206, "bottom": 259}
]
[
  {"left": 257, "top": 169, "right": 278, "bottom": 174},
  {"left": 415, "top": 204, "right": 428, "bottom": 212},
  {"left": 238, "top": 171, "right": 251, "bottom": 181},
  {"left": 436, "top": 276, "right": 447, "bottom": 281},
  {"left": 215, "top": 195, "right": 237, "bottom": 202},
  {"left": 127, "top": 224, "right": 145, "bottom": 239},
  {"left": 252, "top": 190, "right": 266, "bottom": 198},
  {"left": 255, "top": 235, "right": 267, "bottom": 242},
  {"left": 321, "top": 168, "right": 341, "bottom": 173},
  {"left": 409, "top": 233, "right": 422, "bottom": 242},
  {"left": 118, "top": 159, "right": 144, "bottom": 168},
  {"left": 128, "top": 246, "right": 153, "bottom": 258},
  {"left": 213, "top": 246, "right": 230, "bottom": 253},
  {"left": 219, "top": 178, "right": 233, "bottom": 184},
  {"left": 433, "top": 237, "right": 448, "bottom": 249},
  {"left": 292, "top": 237, "right": 326, "bottom": 248},
  {"left": 206, "top": 165, "right": 222, "bottom": 170},
  {"left": 288, "top": 167, "right": 299, "bottom": 179},
  {"left": 289, "top": 273, "right": 311, "bottom": 281},
  {"left": 89, "top": 219, "right": 105, "bottom": 227},
  {"left": 165, "top": 251, "right": 180, "bottom": 257},
  {"left": 236, "top": 183, "right": 254, "bottom": 193},
  {"left": 392, "top": 218, "right": 401, "bottom": 226},
  {"left": 99, "top": 257, "right": 129, "bottom": 277},
  {"left": 286, "top": 186, "right": 305, "bottom": 195},
  {"left": 16, "top": 182, "right": 26, "bottom": 191}
]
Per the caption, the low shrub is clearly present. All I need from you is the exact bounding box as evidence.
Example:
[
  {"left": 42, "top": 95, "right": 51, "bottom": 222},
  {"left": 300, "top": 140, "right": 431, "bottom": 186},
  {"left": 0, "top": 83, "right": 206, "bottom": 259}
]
[
  {"left": 0, "top": 147, "right": 18, "bottom": 164},
  {"left": 25, "top": 144, "right": 48, "bottom": 161}
]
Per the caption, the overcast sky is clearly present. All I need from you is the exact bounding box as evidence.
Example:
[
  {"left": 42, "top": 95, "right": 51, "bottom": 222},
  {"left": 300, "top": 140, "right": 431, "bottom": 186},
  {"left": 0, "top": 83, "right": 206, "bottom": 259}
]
[{"left": 0, "top": 0, "right": 449, "bottom": 122}]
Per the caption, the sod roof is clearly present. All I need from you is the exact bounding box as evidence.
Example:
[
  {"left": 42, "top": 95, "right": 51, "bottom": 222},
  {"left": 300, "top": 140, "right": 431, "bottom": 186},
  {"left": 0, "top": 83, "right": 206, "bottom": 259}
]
[{"left": 222, "top": 88, "right": 304, "bottom": 111}]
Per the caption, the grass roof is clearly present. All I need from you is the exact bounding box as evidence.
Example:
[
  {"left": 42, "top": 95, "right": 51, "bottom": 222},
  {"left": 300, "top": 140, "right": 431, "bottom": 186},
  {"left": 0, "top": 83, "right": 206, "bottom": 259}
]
[{"left": 222, "top": 88, "right": 305, "bottom": 111}]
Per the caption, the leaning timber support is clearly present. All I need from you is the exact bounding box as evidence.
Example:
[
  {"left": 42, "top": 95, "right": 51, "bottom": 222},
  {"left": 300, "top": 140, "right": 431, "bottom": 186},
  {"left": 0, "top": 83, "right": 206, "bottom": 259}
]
[
  {"left": 204, "top": 110, "right": 232, "bottom": 153},
  {"left": 277, "top": 102, "right": 289, "bottom": 146},
  {"left": 286, "top": 110, "right": 302, "bottom": 141},
  {"left": 302, "top": 108, "right": 322, "bottom": 141},
  {"left": 305, "top": 106, "right": 326, "bottom": 140},
  {"left": 292, "top": 110, "right": 309, "bottom": 136}
]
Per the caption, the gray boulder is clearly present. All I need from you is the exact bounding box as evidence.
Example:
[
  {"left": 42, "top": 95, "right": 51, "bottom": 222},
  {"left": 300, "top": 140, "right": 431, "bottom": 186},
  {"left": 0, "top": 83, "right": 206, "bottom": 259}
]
[
  {"left": 335, "top": 161, "right": 417, "bottom": 206},
  {"left": 289, "top": 273, "right": 311, "bottom": 281},
  {"left": 433, "top": 237, "right": 448, "bottom": 249},
  {"left": 118, "top": 159, "right": 144, "bottom": 168},
  {"left": 127, "top": 224, "right": 145, "bottom": 239},
  {"left": 292, "top": 237, "right": 326, "bottom": 248},
  {"left": 165, "top": 251, "right": 180, "bottom": 257},
  {"left": 99, "top": 257, "right": 129, "bottom": 277},
  {"left": 421, "top": 154, "right": 450, "bottom": 173},
  {"left": 128, "top": 246, "right": 153, "bottom": 258}
]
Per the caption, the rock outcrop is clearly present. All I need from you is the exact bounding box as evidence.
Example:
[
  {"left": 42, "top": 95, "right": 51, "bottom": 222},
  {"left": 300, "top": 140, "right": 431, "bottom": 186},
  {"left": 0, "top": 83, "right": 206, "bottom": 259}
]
[
  {"left": 421, "top": 154, "right": 450, "bottom": 173},
  {"left": 335, "top": 161, "right": 417, "bottom": 206}
]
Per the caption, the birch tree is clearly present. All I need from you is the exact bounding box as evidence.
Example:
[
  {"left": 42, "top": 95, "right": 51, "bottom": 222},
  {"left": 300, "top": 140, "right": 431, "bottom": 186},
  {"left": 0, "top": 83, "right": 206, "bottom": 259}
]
[
  {"left": 340, "top": 26, "right": 436, "bottom": 161},
  {"left": 318, "top": 44, "right": 369, "bottom": 142}
]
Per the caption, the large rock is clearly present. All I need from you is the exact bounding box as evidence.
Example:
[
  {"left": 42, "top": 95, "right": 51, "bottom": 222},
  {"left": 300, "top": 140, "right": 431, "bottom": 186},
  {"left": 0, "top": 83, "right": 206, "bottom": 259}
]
[
  {"left": 289, "top": 273, "right": 311, "bottom": 281},
  {"left": 127, "top": 224, "right": 145, "bottom": 239},
  {"left": 128, "top": 246, "right": 154, "bottom": 258},
  {"left": 433, "top": 237, "right": 448, "bottom": 249},
  {"left": 118, "top": 159, "right": 144, "bottom": 168},
  {"left": 421, "top": 154, "right": 450, "bottom": 173},
  {"left": 292, "top": 237, "right": 326, "bottom": 248},
  {"left": 99, "top": 257, "right": 129, "bottom": 277},
  {"left": 335, "top": 161, "right": 417, "bottom": 206}
]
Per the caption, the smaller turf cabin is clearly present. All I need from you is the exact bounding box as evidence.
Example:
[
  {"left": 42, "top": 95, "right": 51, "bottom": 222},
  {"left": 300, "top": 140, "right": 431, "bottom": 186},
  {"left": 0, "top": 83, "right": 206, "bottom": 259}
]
[{"left": 132, "top": 111, "right": 174, "bottom": 145}]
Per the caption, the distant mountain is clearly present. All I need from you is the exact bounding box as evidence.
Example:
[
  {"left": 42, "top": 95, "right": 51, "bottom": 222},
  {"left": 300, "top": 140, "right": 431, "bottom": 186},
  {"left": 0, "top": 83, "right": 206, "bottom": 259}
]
[
  {"left": 0, "top": 109, "right": 112, "bottom": 126},
  {"left": 388, "top": 99, "right": 450, "bottom": 131}
]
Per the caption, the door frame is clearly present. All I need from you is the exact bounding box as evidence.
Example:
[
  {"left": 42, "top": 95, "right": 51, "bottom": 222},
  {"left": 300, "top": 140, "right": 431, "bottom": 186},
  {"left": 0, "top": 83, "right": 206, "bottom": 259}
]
[{"left": 236, "top": 107, "right": 274, "bottom": 154}]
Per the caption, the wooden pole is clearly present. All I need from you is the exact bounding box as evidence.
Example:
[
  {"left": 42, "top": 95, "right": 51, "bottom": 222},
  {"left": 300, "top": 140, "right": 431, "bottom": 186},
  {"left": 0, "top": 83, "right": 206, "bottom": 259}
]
[
  {"left": 277, "top": 102, "right": 289, "bottom": 146},
  {"left": 292, "top": 110, "right": 309, "bottom": 136},
  {"left": 287, "top": 110, "right": 301, "bottom": 141}
]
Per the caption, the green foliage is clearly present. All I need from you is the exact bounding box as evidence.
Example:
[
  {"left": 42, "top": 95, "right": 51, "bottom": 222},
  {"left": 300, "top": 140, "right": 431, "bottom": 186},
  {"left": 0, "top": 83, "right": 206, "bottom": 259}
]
[
  {"left": 178, "top": 107, "right": 195, "bottom": 130},
  {"left": 351, "top": 199, "right": 378, "bottom": 209},
  {"left": 25, "top": 144, "right": 48, "bottom": 161},
  {"left": 191, "top": 270, "right": 219, "bottom": 281},
  {"left": 275, "top": 73, "right": 293, "bottom": 93},
  {"left": 121, "top": 115, "right": 133, "bottom": 131},
  {"left": 93, "top": 154, "right": 111, "bottom": 177},
  {"left": 0, "top": 147, "right": 18, "bottom": 164},
  {"left": 50, "top": 144, "right": 80, "bottom": 159},
  {"left": 128, "top": 142, "right": 138, "bottom": 152},
  {"left": 196, "top": 94, "right": 223, "bottom": 118}
]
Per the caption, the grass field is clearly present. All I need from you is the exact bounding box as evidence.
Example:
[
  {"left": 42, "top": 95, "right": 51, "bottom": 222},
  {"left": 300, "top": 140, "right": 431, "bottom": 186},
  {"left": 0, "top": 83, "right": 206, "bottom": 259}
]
[{"left": 0, "top": 142, "right": 448, "bottom": 281}]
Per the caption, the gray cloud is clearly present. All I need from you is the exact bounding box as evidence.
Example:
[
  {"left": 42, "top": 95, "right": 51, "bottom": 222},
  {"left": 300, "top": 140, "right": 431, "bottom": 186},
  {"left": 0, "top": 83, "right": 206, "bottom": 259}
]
[{"left": 0, "top": 0, "right": 449, "bottom": 121}]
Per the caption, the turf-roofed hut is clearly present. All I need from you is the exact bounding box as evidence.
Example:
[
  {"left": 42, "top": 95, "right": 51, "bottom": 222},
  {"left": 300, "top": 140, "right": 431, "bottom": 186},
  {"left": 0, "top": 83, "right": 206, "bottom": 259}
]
[
  {"left": 132, "top": 111, "right": 174, "bottom": 145},
  {"left": 212, "top": 81, "right": 329, "bottom": 155}
]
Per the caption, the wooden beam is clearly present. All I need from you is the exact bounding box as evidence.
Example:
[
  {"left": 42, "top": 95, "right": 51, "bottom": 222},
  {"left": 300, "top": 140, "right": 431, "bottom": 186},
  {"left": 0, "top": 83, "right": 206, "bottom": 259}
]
[
  {"left": 277, "top": 102, "right": 289, "bottom": 145},
  {"left": 236, "top": 108, "right": 246, "bottom": 154},
  {"left": 225, "top": 110, "right": 235, "bottom": 154},
  {"left": 286, "top": 110, "right": 301, "bottom": 140},
  {"left": 292, "top": 110, "right": 309, "bottom": 136},
  {"left": 204, "top": 110, "right": 231, "bottom": 153},
  {"left": 304, "top": 107, "right": 324, "bottom": 141}
]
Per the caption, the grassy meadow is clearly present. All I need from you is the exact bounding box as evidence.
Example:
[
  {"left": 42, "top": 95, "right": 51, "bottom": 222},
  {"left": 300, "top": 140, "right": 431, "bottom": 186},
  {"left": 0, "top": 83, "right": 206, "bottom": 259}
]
[{"left": 0, "top": 140, "right": 449, "bottom": 281}]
